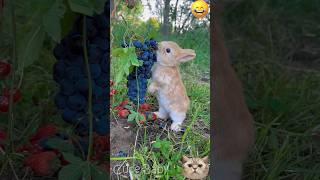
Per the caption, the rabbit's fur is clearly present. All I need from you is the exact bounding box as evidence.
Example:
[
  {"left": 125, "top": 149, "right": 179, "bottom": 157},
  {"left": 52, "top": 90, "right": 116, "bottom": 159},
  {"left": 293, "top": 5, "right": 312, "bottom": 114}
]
[{"left": 148, "top": 41, "right": 196, "bottom": 131}]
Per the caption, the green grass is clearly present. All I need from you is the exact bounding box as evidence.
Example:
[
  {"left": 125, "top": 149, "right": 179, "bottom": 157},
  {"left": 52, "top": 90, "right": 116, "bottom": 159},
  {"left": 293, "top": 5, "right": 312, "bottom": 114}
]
[{"left": 222, "top": 0, "right": 320, "bottom": 179}]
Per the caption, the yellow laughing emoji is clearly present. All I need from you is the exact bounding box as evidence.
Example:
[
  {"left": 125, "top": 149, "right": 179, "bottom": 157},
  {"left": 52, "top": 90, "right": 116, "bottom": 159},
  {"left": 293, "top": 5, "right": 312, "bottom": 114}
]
[{"left": 191, "top": 0, "right": 209, "bottom": 19}]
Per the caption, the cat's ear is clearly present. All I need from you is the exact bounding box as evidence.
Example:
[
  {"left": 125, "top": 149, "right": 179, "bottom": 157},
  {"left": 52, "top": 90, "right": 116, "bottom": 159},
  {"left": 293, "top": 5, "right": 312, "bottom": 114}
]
[
  {"left": 202, "top": 156, "right": 209, "bottom": 164},
  {"left": 181, "top": 155, "right": 189, "bottom": 163}
]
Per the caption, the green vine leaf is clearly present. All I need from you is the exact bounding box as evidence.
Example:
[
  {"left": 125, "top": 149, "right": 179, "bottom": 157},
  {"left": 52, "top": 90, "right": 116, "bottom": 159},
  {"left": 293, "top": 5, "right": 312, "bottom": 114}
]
[
  {"left": 127, "top": 113, "right": 136, "bottom": 123},
  {"left": 46, "top": 137, "right": 75, "bottom": 153},
  {"left": 93, "top": 0, "right": 108, "bottom": 14},
  {"left": 58, "top": 163, "right": 84, "bottom": 180},
  {"left": 91, "top": 164, "right": 108, "bottom": 180},
  {"left": 62, "top": 153, "right": 84, "bottom": 164},
  {"left": 43, "top": 0, "right": 66, "bottom": 42},
  {"left": 112, "top": 47, "right": 142, "bottom": 84},
  {"left": 68, "top": 0, "right": 94, "bottom": 16},
  {"left": 17, "top": 26, "right": 45, "bottom": 69}
]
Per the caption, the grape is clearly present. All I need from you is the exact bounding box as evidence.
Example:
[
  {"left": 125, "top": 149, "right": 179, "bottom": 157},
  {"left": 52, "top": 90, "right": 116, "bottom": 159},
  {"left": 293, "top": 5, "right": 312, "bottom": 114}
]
[
  {"left": 90, "top": 63, "right": 102, "bottom": 79},
  {"left": 92, "top": 37, "right": 108, "bottom": 51},
  {"left": 92, "top": 103, "right": 106, "bottom": 117},
  {"left": 60, "top": 79, "right": 75, "bottom": 96},
  {"left": 95, "top": 72, "right": 108, "bottom": 88},
  {"left": 100, "top": 52, "right": 109, "bottom": 73},
  {"left": 75, "top": 78, "right": 89, "bottom": 93},
  {"left": 93, "top": 117, "right": 108, "bottom": 135},
  {"left": 150, "top": 40, "right": 157, "bottom": 47},
  {"left": 125, "top": 39, "right": 157, "bottom": 104},
  {"left": 66, "top": 66, "right": 84, "bottom": 83},
  {"left": 133, "top": 40, "right": 143, "bottom": 48},
  {"left": 86, "top": 17, "right": 98, "bottom": 39},
  {"left": 62, "top": 108, "right": 78, "bottom": 124},
  {"left": 53, "top": 2, "right": 109, "bottom": 137},
  {"left": 67, "top": 93, "right": 87, "bottom": 111},
  {"left": 53, "top": 43, "right": 66, "bottom": 60},
  {"left": 54, "top": 93, "right": 67, "bottom": 110},
  {"left": 88, "top": 45, "right": 103, "bottom": 64}
]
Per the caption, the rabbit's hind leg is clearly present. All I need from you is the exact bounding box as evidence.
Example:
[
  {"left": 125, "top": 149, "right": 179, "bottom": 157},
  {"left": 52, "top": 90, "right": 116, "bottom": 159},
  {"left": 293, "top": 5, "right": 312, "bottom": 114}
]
[
  {"left": 154, "top": 105, "right": 169, "bottom": 120},
  {"left": 169, "top": 111, "right": 186, "bottom": 132}
]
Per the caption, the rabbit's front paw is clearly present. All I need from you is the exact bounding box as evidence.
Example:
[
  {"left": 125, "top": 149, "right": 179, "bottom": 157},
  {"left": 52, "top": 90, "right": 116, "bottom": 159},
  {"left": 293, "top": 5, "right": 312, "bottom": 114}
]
[
  {"left": 147, "top": 83, "right": 157, "bottom": 94},
  {"left": 170, "top": 123, "right": 182, "bottom": 132}
]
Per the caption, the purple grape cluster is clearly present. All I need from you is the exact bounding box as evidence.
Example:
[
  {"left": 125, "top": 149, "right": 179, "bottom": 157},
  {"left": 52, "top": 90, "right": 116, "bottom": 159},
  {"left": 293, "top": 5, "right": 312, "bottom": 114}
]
[
  {"left": 124, "top": 39, "right": 158, "bottom": 104},
  {"left": 53, "top": 4, "right": 109, "bottom": 136}
]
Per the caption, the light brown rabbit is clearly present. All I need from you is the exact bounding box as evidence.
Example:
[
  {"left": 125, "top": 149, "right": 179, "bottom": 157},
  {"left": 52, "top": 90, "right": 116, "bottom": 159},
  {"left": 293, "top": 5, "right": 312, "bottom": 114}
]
[
  {"left": 148, "top": 41, "right": 196, "bottom": 131},
  {"left": 211, "top": 1, "right": 254, "bottom": 179}
]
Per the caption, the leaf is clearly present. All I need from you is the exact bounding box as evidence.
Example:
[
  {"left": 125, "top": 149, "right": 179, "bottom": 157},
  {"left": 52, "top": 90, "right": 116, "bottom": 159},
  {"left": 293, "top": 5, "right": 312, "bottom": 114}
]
[
  {"left": 124, "top": 105, "right": 133, "bottom": 110},
  {"left": 112, "top": 47, "right": 140, "bottom": 84},
  {"left": 138, "top": 113, "right": 145, "bottom": 121},
  {"left": 60, "top": 0, "right": 77, "bottom": 38},
  {"left": 171, "top": 153, "right": 181, "bottom": 162},
  {"left": 82, "top": 162, "right": 92, "bottom": 180},
  {"left": 68, "top": 0, "right": 94, "bottom": 16},
  {"left": 43, "top": 0, "right": 66, "bottom": 42},
  {"left": 91, "top": 164, "right": 108, "bottom": 180},
  {"left": 46, "top": 137, "right": 75, "bottom": 153},
  {"left": 127, "top": 113, "right": 136, "bottom": 123},
  {"left": 58, "top": 164, "right": 83, "bottom": 180},
  {"left": 152, "top": 139, "right": 162, "bottom": 149},
  {"left": 62, "top": 153, "right": 84, "bottom": 164},
  {"left": 93, "top": 0, "right": 107, "bottom": 14},
  {"left": 17, "top": 26, "right": 45, "bottom": 69}
]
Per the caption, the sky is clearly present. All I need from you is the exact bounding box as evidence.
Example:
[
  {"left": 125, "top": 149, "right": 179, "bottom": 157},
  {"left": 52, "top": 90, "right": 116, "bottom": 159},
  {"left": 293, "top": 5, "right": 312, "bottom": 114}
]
[{"left": 139, "top": 0, "right": 190, "bottom": 21}]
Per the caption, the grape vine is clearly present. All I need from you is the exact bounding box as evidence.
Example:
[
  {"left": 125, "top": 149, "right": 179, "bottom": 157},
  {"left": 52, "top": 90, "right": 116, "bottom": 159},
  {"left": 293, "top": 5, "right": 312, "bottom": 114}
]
[
  {"left": 124, "top": 39, "right": 158, "bottom": 104},
  {"left": 53, "top": 4, "right": 109, "bottom": 136}
]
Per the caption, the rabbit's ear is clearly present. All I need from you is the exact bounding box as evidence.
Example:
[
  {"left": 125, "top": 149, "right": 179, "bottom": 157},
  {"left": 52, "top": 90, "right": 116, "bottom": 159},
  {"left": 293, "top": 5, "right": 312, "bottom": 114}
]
[{"left": 178, "top": 49, "right": 196, "bottom": 62}]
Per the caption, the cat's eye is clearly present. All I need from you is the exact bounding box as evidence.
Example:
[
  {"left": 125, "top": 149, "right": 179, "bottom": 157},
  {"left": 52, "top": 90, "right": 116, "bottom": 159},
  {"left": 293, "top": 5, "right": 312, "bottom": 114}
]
[
  {"left": 198, "top": 164, "right": 203, "bottom": 168},
  {"left": 188, "top": 164, "right": 192, "bottom": 168},
  {"left": 166, "top": 48, "right": 171, "bottom": 53}
]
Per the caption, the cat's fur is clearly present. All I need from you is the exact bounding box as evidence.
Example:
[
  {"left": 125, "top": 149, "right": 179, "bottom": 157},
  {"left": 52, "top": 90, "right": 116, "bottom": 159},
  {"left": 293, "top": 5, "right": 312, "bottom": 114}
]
[
  {"left": 211, "top": 1, "right": 255, "bottom": 179},
  {"left": 182, "top": 156, "right": 209, "bottom": 180},
  {"left": 148, "top": 41, "right": 196, "bottom": 131}
]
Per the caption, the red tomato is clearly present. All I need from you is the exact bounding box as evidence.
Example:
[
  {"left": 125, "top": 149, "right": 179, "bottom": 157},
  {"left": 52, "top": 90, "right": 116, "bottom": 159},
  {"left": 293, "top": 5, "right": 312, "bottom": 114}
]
[
  {"left": 152, "top": 113, "right": 157, "bottom": 120},
  {"left": 114, "top": 105, "right": 124, "bottom": 111},
  {"left": 139, "top": 103, "right": 151, "bottom": 112},
  {"left": 0, "top": 61, "right": 11, "bottom": 77},
  {"left": 0, "top": 130, "right": 6, "bottom": 140},
  {"left": 30, "top": 124, "right": 58, "bottom": 143},
  {"left": 118, "top": 109, "right": 129, "bottom": 118},
  {"left": 24, "top": 151, "right": 57, "bottom": 176},
  {"left": 0, "top": 96, "right": 9, "bottom": 113},
  {"left": 110, "top": 89, "right": 117, "bottom": 97},
  {"left": 3, "top": 88, "right": 22, "bottom": 103},
  {"left": 119, "top": 99, "right": 129, "bottom": 107},
  {"left": 110, "top": 80, "right": 114, "bottom": 86}
]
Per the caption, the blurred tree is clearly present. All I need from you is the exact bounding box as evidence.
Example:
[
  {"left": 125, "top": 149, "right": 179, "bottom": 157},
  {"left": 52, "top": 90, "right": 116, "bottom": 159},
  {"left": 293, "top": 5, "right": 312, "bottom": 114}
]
[{"left": 162, "top": 0, "right": 171, "bottom": 40}]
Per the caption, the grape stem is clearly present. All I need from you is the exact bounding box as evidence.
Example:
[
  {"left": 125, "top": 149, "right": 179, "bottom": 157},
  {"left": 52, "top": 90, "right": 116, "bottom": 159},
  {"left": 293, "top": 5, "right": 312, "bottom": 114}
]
[
  {"left": 82, "top": 16, "right": 94, "bottom": 161},
  {"left": 7, "top": 0, "right": 17, "bottom": 153},
  {"left": 135, "top": 67, "right": 140, "bottom": 123}
]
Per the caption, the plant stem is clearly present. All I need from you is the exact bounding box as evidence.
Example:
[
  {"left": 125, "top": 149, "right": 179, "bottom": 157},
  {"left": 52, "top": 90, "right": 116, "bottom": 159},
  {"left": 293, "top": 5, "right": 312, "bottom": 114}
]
[
  {"left": 7, "top": 0, "right": 17, "bottom": 153},
  {"left": 82, "top": 16, "right": 94, "bottom": 161}
]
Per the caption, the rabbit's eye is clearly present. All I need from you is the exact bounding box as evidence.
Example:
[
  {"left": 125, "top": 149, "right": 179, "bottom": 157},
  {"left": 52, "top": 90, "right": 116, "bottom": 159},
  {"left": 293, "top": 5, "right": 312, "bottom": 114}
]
[{"left": 166, "top": 48, "right": 171, "bottom": 53}]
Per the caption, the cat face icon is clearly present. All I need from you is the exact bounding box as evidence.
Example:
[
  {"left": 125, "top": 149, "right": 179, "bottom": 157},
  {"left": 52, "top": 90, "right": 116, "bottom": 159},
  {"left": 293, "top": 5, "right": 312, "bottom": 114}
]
[{"left": 181, "top": 155, "right": 209, "bottom": 179}]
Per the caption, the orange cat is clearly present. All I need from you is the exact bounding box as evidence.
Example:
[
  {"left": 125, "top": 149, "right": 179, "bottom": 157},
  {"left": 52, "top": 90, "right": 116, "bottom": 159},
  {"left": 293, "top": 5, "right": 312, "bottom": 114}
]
[{"left": 148, "top": 41, "right": 196, "bottom": 131}]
